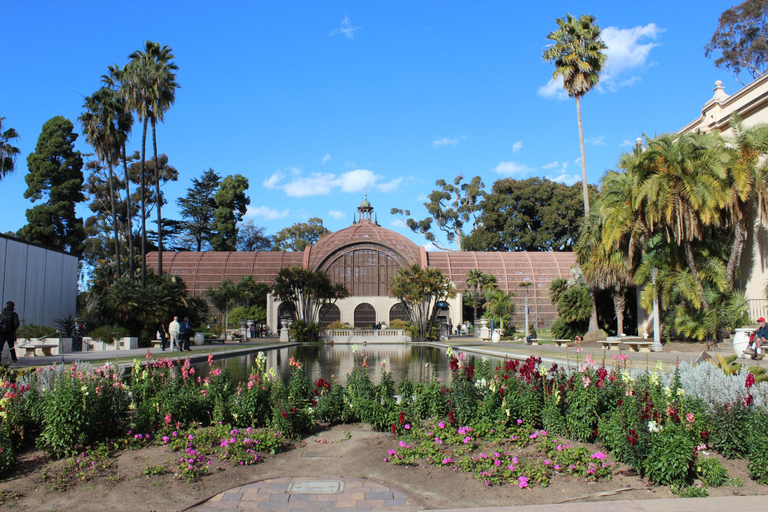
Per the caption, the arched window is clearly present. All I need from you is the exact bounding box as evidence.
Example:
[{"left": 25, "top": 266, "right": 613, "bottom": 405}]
[
  {"left": 354, "top": 303, "right": 376, "bottom": 328},
  {"left": 325, "top": 248, "right": 401, "bottom": 296},
  {"left": 319, "top": 303, "right": 341, "bottom": 327},
  {"left": 389, "top": 303, "right": 409, "bottom": 323}
]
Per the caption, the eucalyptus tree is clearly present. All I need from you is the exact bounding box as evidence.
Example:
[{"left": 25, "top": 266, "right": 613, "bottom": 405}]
[
  {"left": 79, "top": 87, "right": 128, "bottom": 277},
  {"left": 543, "top": 13, "right": 608, "bottom": 215},
  {"left": 0, "top": 117, "right": 20, "bottom": 181},
  {"left": 102, "top": 64, "right": 136, "bottom": 278},
  {"left": 126, "top": 41, "right": 179, "bottom": 285}
]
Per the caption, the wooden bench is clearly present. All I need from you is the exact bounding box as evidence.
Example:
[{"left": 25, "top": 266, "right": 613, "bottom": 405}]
[
  {"left": 531, "top": 338, "right": 571, "bottom": 346},
  {"left": 204, "top": 336, "right": 226, "bottom": 345},
  {"left": 21, "top": 344, "right": 56, "bottom": 357}
]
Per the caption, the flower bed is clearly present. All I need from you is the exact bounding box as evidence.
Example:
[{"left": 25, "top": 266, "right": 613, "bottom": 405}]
[{"left": 1, "top": 348, "right": 767, "bottom": 495}]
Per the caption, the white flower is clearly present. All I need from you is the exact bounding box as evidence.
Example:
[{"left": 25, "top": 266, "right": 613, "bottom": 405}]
[{"left": 648, "top": 420, "right": 662, "bottom": 433}]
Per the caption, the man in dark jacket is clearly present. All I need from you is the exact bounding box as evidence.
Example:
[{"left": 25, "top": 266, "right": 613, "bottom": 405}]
[
  {"left": 179, "top": 316, "right": 192, "bottom": 351},
  {"left": 0, "top": 301, "right": 21, "bottom": 363}
]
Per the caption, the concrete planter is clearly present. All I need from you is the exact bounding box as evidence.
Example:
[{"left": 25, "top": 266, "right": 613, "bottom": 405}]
[{"left": 733, "top": 327, "right": 754, "bottom": 357}]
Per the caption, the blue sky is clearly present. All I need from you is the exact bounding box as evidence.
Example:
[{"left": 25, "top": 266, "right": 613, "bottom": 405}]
[{"left": 0, "top": 1, "right": 744, "bottom": 250}]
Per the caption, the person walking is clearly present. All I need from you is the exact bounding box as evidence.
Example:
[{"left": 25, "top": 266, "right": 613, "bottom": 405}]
[
  {"left": 157, "top": 321, "right": 169, "bottom": 351},
  {"left": 0, "top": 301, "right": 20, "bottom": 363},
  {"left": 180, "top": 316, "right": 192, "bottom": 351},
  {"left": 169, "top": 316, "right": 180, "bottom": 351}
]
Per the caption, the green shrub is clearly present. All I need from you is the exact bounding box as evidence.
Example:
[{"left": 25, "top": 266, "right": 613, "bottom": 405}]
[
  {"left": 89, "top": 325, "right": 131, "bottom": 344},
  {"left": 15, "top": 323, "right": 58, "bottom": 340},
  {"left": 709, "top": 403, "right": 753, "bottom": 459},
  {"left": 0, "top": 427, "right": 14, "bottom": 476},
  {"left": 748, "top": 437, "right": 768, "bottom": 484},
  {"left": 643, "top": 425, "right": 696, "bottom": 486},
  {"left": 696, "top": 457, "right": 729, "bottom": 487},
  {"left": 289, "top": 320, "right": 320, "bottom": 343},
  {"left": 325, "top": 321, "right": 351, "bottom": 330}
]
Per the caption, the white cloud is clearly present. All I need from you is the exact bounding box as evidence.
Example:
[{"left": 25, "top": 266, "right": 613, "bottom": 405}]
[
  {"left": 284, "top": 172, "right": 337, "bottom": 197},
  {"left": 494, "top": 160, "right": 533, "bottom": 176},
  {"left": 338, "top": 169, "right": 377, "bottom": 193},
  {"left": 263, "top": 172, "right": 284, "bottom": 189},
  {"left": 322, "top": 153, "right": 331, "bottom": 164},
  {"left": 512, "top": 141, "right": 523, "bottom": 152},
  {"left": 246, "top": 205, "right": 290, "bottom": 220},
  {"left": 601, "top": 24, "right": 663, "bottom": 90},
  {"left": 539, "top": 23, "right": 662, "bottom": 98},
  {"left": 586, "top": 136, "right": 606, "bottom": 146},
  {"left": 329, "top": 16, "right": 360, "bottom": 38},
  {"left": 546, "top": 172, "right": 581, "bottom": 186},
  {"left": 433, "top": 135, "right": 466, "bottom": 148},
  {"left": 620, "top": 139, "right": 635, "bottom": 147},
  {"left": 328, "top": 210, "right": 346, "bottom": 220},
  {"left": 542, "top": 160, "right": 566, "bottom": 170},
  {"left": 377, "top": 177, "right": 403, "bottom": 192},
  {"left": 537, "top": 76, "right": 568, "bottom": 100}
]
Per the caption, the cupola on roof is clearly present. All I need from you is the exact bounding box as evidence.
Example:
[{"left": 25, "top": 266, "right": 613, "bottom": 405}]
[{"left": 305, "top": 198, "right": 422, "bottom": 272}]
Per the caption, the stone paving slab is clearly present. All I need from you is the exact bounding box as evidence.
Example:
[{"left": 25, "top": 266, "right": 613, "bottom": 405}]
[{"left": 188, "top": 476, "right": 423, "bottom": 512}]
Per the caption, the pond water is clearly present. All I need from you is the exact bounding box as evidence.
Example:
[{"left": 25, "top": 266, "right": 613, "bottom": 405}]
[{"left": 192, "top": 344, "right": 507, "bottom": 385}]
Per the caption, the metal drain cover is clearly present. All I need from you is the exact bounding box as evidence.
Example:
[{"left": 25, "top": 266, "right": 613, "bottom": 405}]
[{"left": 288, "top": 479, "right": 345, "bottom": 494}]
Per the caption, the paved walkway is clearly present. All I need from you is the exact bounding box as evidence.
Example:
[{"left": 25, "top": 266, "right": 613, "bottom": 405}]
[{"left": 188, "top": 476, "right": 767, "bottom": 511}]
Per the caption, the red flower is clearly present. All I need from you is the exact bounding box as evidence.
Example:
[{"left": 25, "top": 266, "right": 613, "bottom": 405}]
[{"left": 746, "top": 373, "right": 756, "bottom": 389}]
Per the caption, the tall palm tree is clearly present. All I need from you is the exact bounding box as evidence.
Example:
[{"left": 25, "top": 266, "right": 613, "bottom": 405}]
[
  {"left": 721, "top": 118, "right": 768, "bottom": 283},
  {"left": 126, "top": 41, "right": 179, "bottom": 287},
  {"left": 79, "top": 88, "right": 127, "bottom": 278},
  {"left": 0, "top": 117, "right": 20, "bottom": 181},
  {"left": 543, "top": 13, "right": 608, "bottom": 216},
  {"left": 637, "top": 132, "right": 730, "bottom": 309},
  {"left": 103, "top": 64, "right": 136, "bottom": 279}
]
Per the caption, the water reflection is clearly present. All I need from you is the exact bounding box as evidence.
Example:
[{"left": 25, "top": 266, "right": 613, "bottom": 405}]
[{"left": 193, "top": 344, "right": 504, "bottom": 385}]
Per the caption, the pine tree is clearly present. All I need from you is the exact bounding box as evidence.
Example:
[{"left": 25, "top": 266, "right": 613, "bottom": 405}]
[
  {"left": 18, "top": 116, "right": 85, "bottom": 254},
  {"left": 210, "top": 174, "right": 250, "bottom": 251}
]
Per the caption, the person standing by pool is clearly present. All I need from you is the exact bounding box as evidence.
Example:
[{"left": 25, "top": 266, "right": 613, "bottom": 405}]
[
  {"left": 180, "top": 316, "right": 192, "bottom": 351},
  {"left": 169, "top": 316, "right": 180, "bottom": 351},
  {"left": 157, "top": 321, "right": 169, "bottom": 351}
]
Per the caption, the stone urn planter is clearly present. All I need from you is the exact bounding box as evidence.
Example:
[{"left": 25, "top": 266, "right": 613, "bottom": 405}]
[
  {"left": 491, "top": 331, "right": 501, "bottom": 343},
  {"left": 733, "top": 327, "right": 754, "bottom": 357}
]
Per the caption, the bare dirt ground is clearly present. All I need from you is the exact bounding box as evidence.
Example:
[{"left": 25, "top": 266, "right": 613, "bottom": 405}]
[{"left": 0, "top": 424, "right": 765, "bottom": 512}]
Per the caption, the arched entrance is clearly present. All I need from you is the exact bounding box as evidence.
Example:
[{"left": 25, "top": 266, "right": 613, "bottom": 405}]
[
  {"left": 389, "top": 303, "right": 409, "bottom": 323},
  {"left": 354, "top": 303, "right": 376, "bottom": 328}
]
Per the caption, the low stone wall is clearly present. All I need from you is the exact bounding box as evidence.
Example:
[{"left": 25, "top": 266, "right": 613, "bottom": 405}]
[{"left": 318, "top": 329, "right": 410, "bottom": 344}]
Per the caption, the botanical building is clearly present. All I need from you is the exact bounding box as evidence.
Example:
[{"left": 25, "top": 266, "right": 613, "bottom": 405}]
[{"left": 148, "top": 200, "right": 576, "bottom": 331}]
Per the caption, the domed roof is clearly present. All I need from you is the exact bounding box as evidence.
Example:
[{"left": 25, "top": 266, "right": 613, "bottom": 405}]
[{"left": 306, "top": 218, "right": 422, "bottom": 271}]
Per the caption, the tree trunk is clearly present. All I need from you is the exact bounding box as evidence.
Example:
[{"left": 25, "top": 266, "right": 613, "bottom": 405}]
[
  {"left": 575, "top": 95, "right": 590, "bottom": 216},
  {"left": 122, "top": 143, "right": 134, "bottom": 279},
  {"left": 107, "top": 160, "right": 120, "bottom": 279},
  {"left": 725, "top": 220, "right": 746, "bottom": 285},
  {"left": 613, "top": 286, "right": 626, "bottom": 336},
  {"left": 151, "top": 119, "right": 163, "bottom": 276},
  {"left": 140, "top": 117, "right": 148, "bottom": 289},
  {"left": 684, "top": 240, "right": 709, "bottom": 309}
]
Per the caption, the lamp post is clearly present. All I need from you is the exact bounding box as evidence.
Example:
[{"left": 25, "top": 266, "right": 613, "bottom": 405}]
[{"left": 650, "top": 268, "right": 662, "bottom": 352}]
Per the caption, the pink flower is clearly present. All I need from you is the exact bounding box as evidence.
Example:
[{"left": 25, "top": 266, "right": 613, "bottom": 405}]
[
  {"left": 686, "top": 413, "right": 695, "bottom": 423},
  {"left": 463, "top": 436, "right": 472, "bottom": 444},
  {"left": 516, "top": 419, "right": 523, "bottom": 425},
  {"left": 518, "top": 476, "right": 529, "bottom": 488},
  {"left": 591, "top": 452, "right": 606, "bottom": 460},
  {"left": 442, "top": 457, "right": 452, "bottom": 465},
  {"left": 404, "top": 424, "right": 410, "bottom": 430},
  {"left": 162, "top": 436, "right": 169, "bottom": 444},
  {"left": 438, "top": 422, "right": 445, "bottom": 429}
]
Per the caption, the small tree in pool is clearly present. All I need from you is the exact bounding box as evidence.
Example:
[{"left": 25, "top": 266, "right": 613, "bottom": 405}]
[{"left": 390, "top": 264, "right": 456, "bottom": 341}]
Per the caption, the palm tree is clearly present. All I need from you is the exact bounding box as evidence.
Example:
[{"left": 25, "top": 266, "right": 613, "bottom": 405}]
[
  {"left": 466, "top": 269, "right": 497, "bottom": 322},
  {"left": 79, "top": 87, "right": 127, "bottom": 278},
  {"left": 102, "top": 64, "right": 136, "bottom": 279},
  {"left": 126, "top": 41, "right": 179, "bottom": 287},
  {"left": 543, "top": 13, "right": 608, "bottom": 216},
  {"left": 637, "top": 132, "right": 730, "bottom": 309},
  {"left": 576, "top": 209, "right": 635, "bottom": 336},
  {"left": 721, "top": 118, "right": 768, "bottom": 283},
  {"left": 1, "top": 117, "right": 20, "bottom": 181}
]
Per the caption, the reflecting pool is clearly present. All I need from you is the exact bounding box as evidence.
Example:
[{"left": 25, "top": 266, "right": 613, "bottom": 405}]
[{"left": 192, "top": 344, "right": 508, "bottom": 385}]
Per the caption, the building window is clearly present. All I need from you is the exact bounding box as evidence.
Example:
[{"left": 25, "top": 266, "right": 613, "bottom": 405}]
[
  {"left": 389, "top": 303, "right": 409, "bottom": 323},
  {"left": 319, "top": 303, "right": 341, "bottom": 327},
  {"left": 326, "top": 248, "right": 401, "bottom": 296},
  {"left": 354, "top": 303, "right": 376, "bottom": 328}
]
